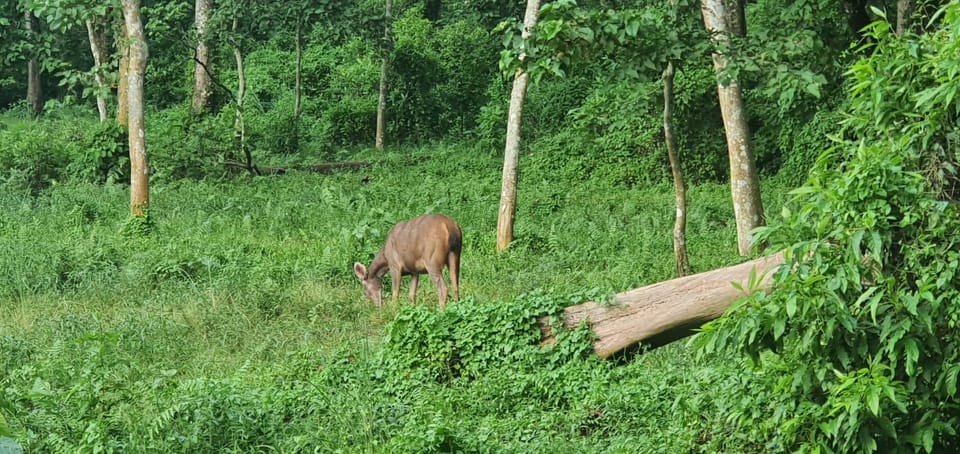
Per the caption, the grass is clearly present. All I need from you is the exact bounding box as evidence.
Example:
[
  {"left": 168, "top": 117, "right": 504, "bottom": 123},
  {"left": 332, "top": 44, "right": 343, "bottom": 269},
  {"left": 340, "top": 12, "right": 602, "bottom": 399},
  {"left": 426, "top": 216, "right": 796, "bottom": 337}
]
[{"left": 0, "top": 140, "right": 791, "bottom": 452}]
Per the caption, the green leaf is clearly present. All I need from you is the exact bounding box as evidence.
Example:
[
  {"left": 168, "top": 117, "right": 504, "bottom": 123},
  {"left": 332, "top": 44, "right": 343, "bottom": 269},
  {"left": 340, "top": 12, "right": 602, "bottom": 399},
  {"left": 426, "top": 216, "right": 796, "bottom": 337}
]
[
  {"left": 904, "top": 338, "right": 919, "bottom": 376},
  {"left": 866, "top": 387, "right": 880, "bottom": 416},
  {"left": 773, "top": 316, "right": 786, "bottom": 339},
  {"left": 0, "top": 412, "right": 11, "bottom": 437},
  {"left": 946, "top": 365, "right": 960, "bottom": 396},
  {"left": 785, "top": 296, "right": 797, "bottom": 317},
  {"left": 922, "top": 427, "right": 934, "bottom": 453}
]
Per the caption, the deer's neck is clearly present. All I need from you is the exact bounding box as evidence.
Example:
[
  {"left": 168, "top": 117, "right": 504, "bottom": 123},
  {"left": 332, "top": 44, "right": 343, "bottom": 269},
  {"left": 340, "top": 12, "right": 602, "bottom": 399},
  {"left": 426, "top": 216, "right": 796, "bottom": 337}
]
[{"left": 368, "top": 252, "right": 390, "bottom": 279}]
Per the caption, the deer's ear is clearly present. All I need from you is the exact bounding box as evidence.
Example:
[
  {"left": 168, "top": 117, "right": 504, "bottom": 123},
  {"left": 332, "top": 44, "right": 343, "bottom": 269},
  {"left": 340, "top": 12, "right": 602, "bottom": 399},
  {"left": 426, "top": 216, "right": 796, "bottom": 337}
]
[{"left": 353, "top": 262, "right": 367, "bottom": 280}]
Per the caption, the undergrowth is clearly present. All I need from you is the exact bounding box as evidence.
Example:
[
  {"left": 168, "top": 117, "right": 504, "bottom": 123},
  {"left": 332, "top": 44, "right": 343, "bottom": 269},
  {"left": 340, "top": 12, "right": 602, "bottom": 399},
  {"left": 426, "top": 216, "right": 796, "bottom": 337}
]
[{"left": 0, "top": 141, "right": 785, "bottom": 452}]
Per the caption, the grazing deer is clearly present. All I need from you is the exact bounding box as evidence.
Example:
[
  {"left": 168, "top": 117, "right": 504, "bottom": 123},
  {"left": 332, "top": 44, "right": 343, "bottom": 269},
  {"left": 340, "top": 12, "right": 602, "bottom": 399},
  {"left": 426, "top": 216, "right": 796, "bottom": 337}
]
[{"left": 353, "top": 214, "right": 462, "bottom": 308}]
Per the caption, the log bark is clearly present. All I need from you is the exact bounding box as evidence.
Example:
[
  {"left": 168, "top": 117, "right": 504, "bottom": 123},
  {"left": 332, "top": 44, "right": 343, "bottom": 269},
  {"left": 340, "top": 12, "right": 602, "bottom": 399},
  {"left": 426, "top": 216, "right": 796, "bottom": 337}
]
[
  {"left": 540, "top": 252, "right": 785, "bottom": 358},
  {"left": 223, "top": 160, "right": 370, "bottom": 175}
]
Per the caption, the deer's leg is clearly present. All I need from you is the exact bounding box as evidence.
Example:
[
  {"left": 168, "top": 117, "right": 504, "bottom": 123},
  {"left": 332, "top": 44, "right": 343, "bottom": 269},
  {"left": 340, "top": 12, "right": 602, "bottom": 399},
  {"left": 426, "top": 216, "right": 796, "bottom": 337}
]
[
  {"left": 427, "top": 265, "right": 448, "bottom": 309},
  {"left": 447, "top": 251, "right": 460, "bottom": 301},
  {"left": 389, "top": 267, "right": 402, "bottom": 305},
  {"left": 409, "top": 273, "right": 419, "bottom": 303}
]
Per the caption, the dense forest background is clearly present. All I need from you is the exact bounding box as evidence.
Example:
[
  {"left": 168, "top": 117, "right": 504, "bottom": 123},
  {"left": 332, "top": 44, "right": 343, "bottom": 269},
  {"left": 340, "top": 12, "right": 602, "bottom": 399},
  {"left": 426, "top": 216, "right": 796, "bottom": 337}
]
[
  {"left": 1, "top": 0, "right": 863, "bottom": 188},
  {"left": 3, "top": 0, "right": 960, "bottom": 452}
]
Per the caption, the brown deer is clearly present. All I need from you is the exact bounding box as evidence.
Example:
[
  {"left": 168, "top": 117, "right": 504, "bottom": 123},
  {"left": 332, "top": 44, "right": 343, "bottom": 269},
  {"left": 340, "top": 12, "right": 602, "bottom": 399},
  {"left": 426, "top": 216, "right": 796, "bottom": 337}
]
[{"left": 353, "top": 214, "right": 462, "bottom": 308}]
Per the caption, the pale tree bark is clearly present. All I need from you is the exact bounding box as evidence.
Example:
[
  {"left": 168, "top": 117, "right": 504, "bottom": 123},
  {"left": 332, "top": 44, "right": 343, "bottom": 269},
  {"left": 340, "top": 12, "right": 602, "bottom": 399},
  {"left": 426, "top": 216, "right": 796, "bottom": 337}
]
[
  {"left": 25, "top": 11, "right": 42, "bottom": 115},
  {"left": 232, "top": 16, "right": 254, "bottom": 174},
  {"left": 121, "top": 0, "right": 149, "bottom": 217},
  {"left": 85, "top": 18, "right": 109, "bottom": 122},
  {"left": 663, "top": 62, "right": 691, "bottom": 277},
  {"left": 701, "top": 0, "right": 764, "bottom": 256},
  {"left": 192, "top": 0, "right": 213, "bottom": 114},
  {"left": 375, "top": 0, "right": 392, "bottom": 150},
  {"left": 896, "top": 0, "right": 912, "bottom": 36},
  {"left": 116, "top": 20, "right": 129, "bottom": 126},
  {"left": 496, "top": 0, "right": 540, "bottom": 252}
]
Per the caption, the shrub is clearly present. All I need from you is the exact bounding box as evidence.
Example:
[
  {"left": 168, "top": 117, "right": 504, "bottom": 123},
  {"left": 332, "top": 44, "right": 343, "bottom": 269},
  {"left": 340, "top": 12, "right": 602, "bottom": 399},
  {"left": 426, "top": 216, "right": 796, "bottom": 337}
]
[
  {"left": 0, "top": 121, "right": 76, "bottom": 193},
  {"left": 148, "top": 106, "right": 234, "bottom": 181},
  {"left": 697, "top": 6, "right": 960, "bottom": 451},
  {"left": 67, "top": 121, "right": 129, "bottom": 184}
]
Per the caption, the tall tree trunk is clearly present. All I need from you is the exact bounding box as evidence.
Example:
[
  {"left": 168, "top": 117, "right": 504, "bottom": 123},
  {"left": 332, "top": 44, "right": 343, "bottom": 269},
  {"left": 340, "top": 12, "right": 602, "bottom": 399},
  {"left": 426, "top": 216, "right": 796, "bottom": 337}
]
[
  {"left": 192, "top": 0, "right": 213, "bottom": 115},
  {"left": 663, "top": 62, "right": 691, "bottom": 277},
  {"left": 424, "top": 0, "right": 441, "bottom": 22},
  {"left": 496, "top": 0, "right": 540, "bottom": 252},
  {"left": 843, "top": 0, "right": 871, "bottom": 48},
  {"left": 116, "top": 20, "right": 129, "bottom": 126},
  {"left": 25, "top": 11, "right": 42, "bottom": 116},
  {"left": 896, "top": 0, "right": 912, "bottom": 36},
  {"left": 86, "top": 19, "right": 109, "bottom": 122},
  {"left": 294, "top": 18, "right": 303, "bottom": 120},
  {"left": 121, "top": 0, "right": 149, "bottom": 217},
  {"left": 724, "top": 0, "right": 746, "bottom": 36},
  {"left": 375, "top": 0, "right": 393, "bottom": 150},
  {"left": 701, "top": 0, "right": 764, "bottom": 256},
  {"left": 232, "top": 16, "right": 254, "bottom": 174}
]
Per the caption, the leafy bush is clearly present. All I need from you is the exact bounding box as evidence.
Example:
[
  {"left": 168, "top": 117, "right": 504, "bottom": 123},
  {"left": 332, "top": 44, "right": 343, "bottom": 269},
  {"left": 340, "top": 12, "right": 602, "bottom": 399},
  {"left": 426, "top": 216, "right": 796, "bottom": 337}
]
[
  {"left": 381, "top": 290, "right": 598, "bottom": 385},
  {"left": 67, "top": 120, "right": 129, "bottom": 184},
  {"left": 148, "top": 106, "right": 234, "bottom": 181},
  {"left": 0, "top": 120, "right": 77, "bottom": 192},
  {"left": 697, "top": 6, "right": 960, "bottom": 451},
  {"left": 388, "top": 11, "right": 500, "bottom": 143},
  {"left": 309, "top": 38, "right": 380, "bottom": 146}
]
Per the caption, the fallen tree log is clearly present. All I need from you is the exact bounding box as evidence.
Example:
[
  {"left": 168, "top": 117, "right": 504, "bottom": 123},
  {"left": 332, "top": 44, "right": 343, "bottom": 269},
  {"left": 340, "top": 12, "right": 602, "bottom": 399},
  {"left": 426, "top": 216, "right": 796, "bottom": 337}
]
[
  {"left": 223, "top": 160, "right": 370, "bottom": 175},
  {"left": 540, "top": 252, "right": 786, "bottom": 358}
]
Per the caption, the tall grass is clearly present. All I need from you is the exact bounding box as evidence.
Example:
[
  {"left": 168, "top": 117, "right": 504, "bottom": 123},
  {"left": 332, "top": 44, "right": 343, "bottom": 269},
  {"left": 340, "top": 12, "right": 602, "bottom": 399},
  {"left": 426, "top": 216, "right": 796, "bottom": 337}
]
[{"left": 0, "top": 142, "right": 789, "bottom": 452}]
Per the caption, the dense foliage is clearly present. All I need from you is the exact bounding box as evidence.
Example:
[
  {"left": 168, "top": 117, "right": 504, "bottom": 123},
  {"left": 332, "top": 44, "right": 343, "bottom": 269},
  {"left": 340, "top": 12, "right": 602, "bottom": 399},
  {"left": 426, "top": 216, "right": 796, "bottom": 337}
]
[
  {"left": 2, "top": 0, "right": 959, "bottom": 452},
  {"left": 697, "top": 3, "right": 960, "bottom": 452},
  {"left": 1, "top": 0, "right": 867, "bottom": 184},
  {"left": 0, "top": 144, "right": 788, "bottom": 451}
]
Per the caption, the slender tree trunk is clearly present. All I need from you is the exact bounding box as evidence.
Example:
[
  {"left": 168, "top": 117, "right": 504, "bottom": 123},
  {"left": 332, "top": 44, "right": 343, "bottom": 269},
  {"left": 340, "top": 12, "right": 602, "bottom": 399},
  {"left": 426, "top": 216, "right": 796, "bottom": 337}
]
[
  {"left": 663, "top": 62, "right": 691, "bottom": 277},
  {"left": 192, "top": 0, "right": 213, "bottom": 114},
  {"left": 86, "top": 19, "right": 109, "bottom": 122},
  {"left": 701, "top": 0, "right": 764, "bottom": 256},
  {"left": 496, "top": 0, "right": 540, "bottom": 252},
  {"left": 294, "top": 18, "right": 303, "bottom": 120},
  {"left": 896, "top": 0, "right": 912, "bottom": 36},
  {"left": 116, "top": 20, "right": 129, "bottom": 126},
  {"left": 375, "top": 0, "right": 393, "bottom": 150},
  {"left": 232, "top": 17, "right": 254, "bottom": 174},
  {"left": 121, "top": 0, "right": 149, "bottom": 217},
  {"left": 843, "top": 0, "right": 871, "bottom": 48},
  {"left": 725, "top": 0, "right": 746, "bottom": 36},
  {"left": 25, "top": 11, "right": 42, "bottom": 116}
]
